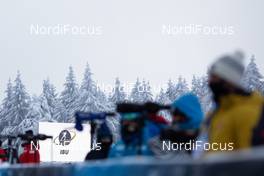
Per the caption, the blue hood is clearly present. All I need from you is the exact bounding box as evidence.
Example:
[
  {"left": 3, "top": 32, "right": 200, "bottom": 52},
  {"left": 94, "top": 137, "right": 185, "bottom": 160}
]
[{"left": 171, "top": 93, "right": 204, "bottom": 130}]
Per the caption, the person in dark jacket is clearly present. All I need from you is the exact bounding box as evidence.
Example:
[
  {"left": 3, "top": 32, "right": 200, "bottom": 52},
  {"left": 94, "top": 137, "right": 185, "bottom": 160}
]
[{"left": 85, "top": 122, "right": 113, "bottom": 161}]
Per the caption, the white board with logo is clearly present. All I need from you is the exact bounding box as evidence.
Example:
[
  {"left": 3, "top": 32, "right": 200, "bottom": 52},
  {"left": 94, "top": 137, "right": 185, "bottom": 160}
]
[{"left": 38, "top": 122, "right": 91, "bottom": 162}]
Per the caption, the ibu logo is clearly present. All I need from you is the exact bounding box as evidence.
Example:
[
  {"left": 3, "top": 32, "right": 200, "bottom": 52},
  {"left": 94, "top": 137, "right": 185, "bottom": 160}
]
[{"left": 54, "top": 130, "right": 76, "bottom": 146}]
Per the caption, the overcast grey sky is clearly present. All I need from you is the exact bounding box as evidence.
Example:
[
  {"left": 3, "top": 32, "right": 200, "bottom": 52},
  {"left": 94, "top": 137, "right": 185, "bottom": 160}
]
[{"left": 0, "top": 0, "right": 263, "bottom": 101}]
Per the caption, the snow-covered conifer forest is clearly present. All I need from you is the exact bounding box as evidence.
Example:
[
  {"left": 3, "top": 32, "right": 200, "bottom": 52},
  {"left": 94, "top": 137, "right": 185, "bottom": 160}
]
[{"left": 0, "top": 56, "right": 263, "bottom": 135}]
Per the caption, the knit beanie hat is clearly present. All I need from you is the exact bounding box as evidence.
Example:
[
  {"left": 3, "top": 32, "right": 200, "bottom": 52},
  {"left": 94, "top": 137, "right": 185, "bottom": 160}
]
[{"left": 209, "top": 51, "right": 245, "bottom": 86}]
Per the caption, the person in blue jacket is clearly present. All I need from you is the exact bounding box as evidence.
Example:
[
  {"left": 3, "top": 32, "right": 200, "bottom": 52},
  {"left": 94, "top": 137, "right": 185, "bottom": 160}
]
[
  {"left": 149, "top": 93, "right": 204, "bottom": 158},
  {"left": 170, "top": 93, "right": 204, "bottom": 130},
  {"left": 109, "top": 112, "right": 164, "bottom": 158}
]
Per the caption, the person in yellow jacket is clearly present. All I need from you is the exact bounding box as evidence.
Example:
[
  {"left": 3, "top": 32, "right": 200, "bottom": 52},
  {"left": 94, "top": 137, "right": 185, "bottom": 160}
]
[{"left": 207, "top": 51, "right": 264, "bottom": 152}]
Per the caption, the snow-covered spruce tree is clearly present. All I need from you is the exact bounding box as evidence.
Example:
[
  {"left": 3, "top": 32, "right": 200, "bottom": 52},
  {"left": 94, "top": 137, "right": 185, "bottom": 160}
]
[
  {"left": 53, "top": 100, "right": 68, "bottom": 122},
  {"left": 9, "top": 72, "right": 30, "bottom": 126},
  {"left": 17, "top": 118, "right": 38, "bottom": 134},
  {"left": 37, "top": 95, "right": 52, "bottom": 121},
  {"left": 174, "top": 76, "right": 189, "bottom": 100},
  {"left": 109, "top": 77, "right": 126, "bottom": 104},
  {"left": 191, "top": 76, "right": 205, "bottom": 110},
  {"left": 60, "top": 66, "right": 80, "bottom": 122},
  {"left": 42, "top": 79, "right": 67, "bottom": 122},
  {"left": 77, "top": 63, "right": 108, "bottom": 113},
  {"left": 141, "top": 80, "right": 153, "bottom": 102},
  {"left": 96, "top": 84, "right": 113, "bottom": 111},
  {"left": 19, "top": 97, "right": 39, "bottom": 133},
  {"left": 191, "top": 76, "right": 202, "bottom": 98},
  {"left": 80, "top": 63, "right": 95, "bottom": 92},
  {"left": 0, "top": 79, "right": 14, "bottom": 131},
  {"left": 42, "top": 79, "right": 57, "bottom": 115},
  {"left": 191, "top": 75, "right": 213, "bottom": 113},
  {"left": 26, "top": 95, "right": 47, "bottom": 121},
  {"left": 242, "top": 55, "right": 263, "bottom": 92},
  {"left": 130, "top": 79, "right": 153, "bottom": 103},
  {"left": 130, "top": 78, "right": 144, "bottom": 103},
  {"left": 166, "top": 79, "right": 176, "bottom": 102},
  {"left": 200, "top": 76, "right": 213, "bottom": 113},
  {"left": 156, "top": 88, "right": 170, "bottom": 104}
]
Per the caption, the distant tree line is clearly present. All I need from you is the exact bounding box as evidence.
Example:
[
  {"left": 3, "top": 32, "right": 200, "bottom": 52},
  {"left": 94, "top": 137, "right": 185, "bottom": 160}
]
[{"left": 0, "top": 56, "right": 263, "bottom": 134}]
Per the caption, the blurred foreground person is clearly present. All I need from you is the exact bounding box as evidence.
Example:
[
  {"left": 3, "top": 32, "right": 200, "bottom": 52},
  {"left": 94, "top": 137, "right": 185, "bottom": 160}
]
[
  {"left": 0, "top": 140, "right": 7, "bottom": 162},
  {"left": 207, "top": 52, "right": 264, "bottom": 152},
  {"left": 85, "top": 122, "right": 113, "bottom": 161},
  {"left": 109, "top": 113, "right": 162, "bottom": 158},
  {"left": 149, "top": 93, "right": 204, "bottom": 159},
  {"left": 19, "top": 130, "right": 40, "bottom": 164}
]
